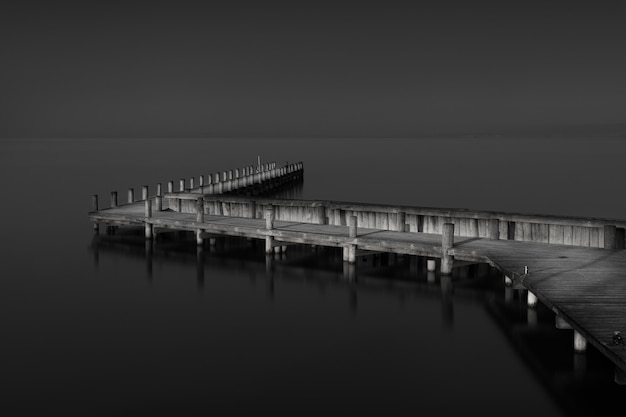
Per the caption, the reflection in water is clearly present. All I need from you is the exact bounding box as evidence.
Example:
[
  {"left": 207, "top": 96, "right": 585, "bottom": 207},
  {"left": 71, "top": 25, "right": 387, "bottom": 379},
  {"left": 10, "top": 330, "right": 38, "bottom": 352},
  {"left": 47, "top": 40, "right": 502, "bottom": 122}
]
[{"left": 88, "top": 230, "right": 626, "bottom": 417}]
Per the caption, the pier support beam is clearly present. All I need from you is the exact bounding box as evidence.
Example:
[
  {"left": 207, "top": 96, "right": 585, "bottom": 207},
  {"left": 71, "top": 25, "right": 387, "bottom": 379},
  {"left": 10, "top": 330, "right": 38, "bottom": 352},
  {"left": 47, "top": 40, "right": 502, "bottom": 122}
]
[
  {"left": 441, "top": 222, "right": 454, "bottom": 275},
  {"left": 265, "top": 206, "right": 274, "bottom": 254},
  {"left": 555, "top": 315, "right": 572, "bottom": 329},
  {"left": 574, "top": 330, "right": 587, "bottom": 353},
  {"left": 92, "top": 194, "right": 99, "bottom": 232},
  {"left": 527, "top": 290, "right": 538, "bottom": 308},
  {"left": 427, "top": 259, "right": 436, "bottom": 272},
  {"left": 196, "top": 197, "right": 204, "bottom": 245},
  {"left": 144, "top": 198, "right": 152, "bottom": 239}
]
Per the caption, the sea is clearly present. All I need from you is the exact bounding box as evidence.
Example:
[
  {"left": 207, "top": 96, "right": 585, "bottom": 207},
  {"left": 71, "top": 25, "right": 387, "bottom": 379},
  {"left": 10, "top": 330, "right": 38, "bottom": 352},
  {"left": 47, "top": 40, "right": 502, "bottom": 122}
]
[{"left": 1, "top": 137, "right": 625, "bottom": 417}]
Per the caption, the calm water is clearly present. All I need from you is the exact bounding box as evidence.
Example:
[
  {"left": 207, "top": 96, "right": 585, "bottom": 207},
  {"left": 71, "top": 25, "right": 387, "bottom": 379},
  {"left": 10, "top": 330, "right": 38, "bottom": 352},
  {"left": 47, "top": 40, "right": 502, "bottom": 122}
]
[{"left": 1, "top": 138, "right": 625, "bottom": 416}]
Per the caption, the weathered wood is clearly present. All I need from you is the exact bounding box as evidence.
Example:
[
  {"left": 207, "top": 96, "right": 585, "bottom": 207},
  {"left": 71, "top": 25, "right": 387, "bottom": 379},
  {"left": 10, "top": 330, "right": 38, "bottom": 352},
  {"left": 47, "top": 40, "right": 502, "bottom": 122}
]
[
  {"left": 605, "top": 225, "right": 617, "bottom": 249},
  {"left": 349, "top": 215, "right": 357, "bottom": 238},
  {"left": 128, "top": 188, "right": 134, "bottom": 203},
  {"left": 441, "top": 222, "right": 454, "bottom": 274},
  {"left": 110, "top": 191, "right": 117, "bottom": 208}
]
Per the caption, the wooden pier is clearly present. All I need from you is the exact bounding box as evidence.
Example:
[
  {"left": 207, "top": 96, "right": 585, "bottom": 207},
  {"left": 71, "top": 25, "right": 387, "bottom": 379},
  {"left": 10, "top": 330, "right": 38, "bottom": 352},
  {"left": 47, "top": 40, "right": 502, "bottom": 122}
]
[{"left": 88, "top": 160, "right": 626, "bottom": 384}]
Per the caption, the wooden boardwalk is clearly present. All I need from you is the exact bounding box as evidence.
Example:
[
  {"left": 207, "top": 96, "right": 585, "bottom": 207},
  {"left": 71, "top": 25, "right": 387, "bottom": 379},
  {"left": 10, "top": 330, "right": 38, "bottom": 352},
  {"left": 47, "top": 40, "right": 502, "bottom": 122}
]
[{"left": 89, "top": 199, "right": 626, "bottom": 381}]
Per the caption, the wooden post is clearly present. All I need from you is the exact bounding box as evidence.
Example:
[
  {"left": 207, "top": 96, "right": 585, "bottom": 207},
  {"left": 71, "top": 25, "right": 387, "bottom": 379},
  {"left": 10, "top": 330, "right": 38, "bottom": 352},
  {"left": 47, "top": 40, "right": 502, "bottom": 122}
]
[
  {"left": 128, "top": 188, "right": 134, "bottom": 203},
  {"left": 196, "top": 198, "right": 204, "bottom": 222},
  {"left": 527, "top": 290, "right": 538, "bottom": 308},
  {"left": 190, "top": 177, "right": 195, "bottom": 190},
  {"left": 265, "top": 205, "right": 274, "bottom": 254},
  {"left": 144, "top": 199, "right": 152, "bottom": 239},
  {"left": 142, "top": 185, "right": 148, "bottom": 201},
  {"left": 427, "top": 259, "right": 436, "bottom": 272},
  {"left": 168, "top": 181, "right": 173, "bottom": 193},
  {"left": 157, "top": 183, "right": 162, "bottom": 197},
  {"left": 199, "top": 175, "right": 204, "bottom": 187},
  {"left": 110, "top": 191, "right": 118, "bottom": 208},
  {"left": 179, "top": 179, "right": 185, "bottom": 192},
  {"left": 574, "top": 330, "right": 587, "bottom": 353},
  {"left": 145, "top": 198, "right": 152, "bottom": 218},
  {"left": 441, "top": 222, "right": 454, "bottom": 275},
  {"left": 249, "top": 201, "right": 257, "bottom": 219},
  {"left": 156, "top": 196, "right": 162, "bottom": 211},
  {"left": 488, "top": 218, "right": 500, "bottom": 240},
  {"left": 266, "top": 205, "right": 274, "bottom": 230},
  {"left": 92, "top": 194, "right": 99, "bottom": 232},
  {"left": 604, "top": 225, "right": 617, "bottom": 249},
  {"left": 349, "top": 215, "right": 357, "bottom": 238}
]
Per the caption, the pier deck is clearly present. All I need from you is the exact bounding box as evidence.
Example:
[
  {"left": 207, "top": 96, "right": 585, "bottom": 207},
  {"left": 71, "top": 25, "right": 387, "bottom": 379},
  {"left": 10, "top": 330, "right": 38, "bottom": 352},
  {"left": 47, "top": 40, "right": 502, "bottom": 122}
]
[{"left": 90, "top": 199, "right": 626, "bottom": 378}]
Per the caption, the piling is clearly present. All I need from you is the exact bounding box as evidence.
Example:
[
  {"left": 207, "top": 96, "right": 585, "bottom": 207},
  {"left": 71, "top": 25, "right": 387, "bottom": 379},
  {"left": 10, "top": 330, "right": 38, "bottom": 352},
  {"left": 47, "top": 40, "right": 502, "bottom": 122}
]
[
  {"left": 110, "top": 191, "right": 118, "bottom": 208},
  {"left": 92, "top": 195, "right": 99, "bottom": 232},
  {"left": 265, "top": 205, "right": 274, "bottom": 254},
  {"left": 441, "top": 222, "right": 454, "bottom": 275},
  {"left": 142, "top": 185, "right": 148, "bottom": 201},
  {"left": 349, "top": 215, "right": 357, "bottom": 238},
  {"left": 427, "top": 259, "right": 436, "bottom": 272},
  {"left": 574, "top": 330, "right": 587, "bottom": 353},
  {"left": 168, "top": 181, "right": 174, "bottom": 193},
  {"left": 179, "top": 179, "right": 185, "bottom": 192},
  {"left": 527, "top": 291, "right": 538, "bottom": 308},
  {"left": 128, "top": 188, "right": 134, "bottom": 203},
  {"left": 144, "top": 199, "right": 152, "bottom": 239}
]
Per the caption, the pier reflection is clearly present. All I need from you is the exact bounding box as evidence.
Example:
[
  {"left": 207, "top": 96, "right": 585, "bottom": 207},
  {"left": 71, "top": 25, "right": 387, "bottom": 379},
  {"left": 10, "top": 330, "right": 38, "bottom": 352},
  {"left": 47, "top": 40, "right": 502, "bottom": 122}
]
[{"left": 88, "top": 231, "right": 625, "bottom": 417}]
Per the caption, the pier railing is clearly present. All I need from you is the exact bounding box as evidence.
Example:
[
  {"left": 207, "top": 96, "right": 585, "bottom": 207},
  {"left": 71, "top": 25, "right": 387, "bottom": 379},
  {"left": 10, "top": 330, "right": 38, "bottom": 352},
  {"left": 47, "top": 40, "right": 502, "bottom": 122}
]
[{"left": 165, "top": 193, "right": 626, "bottom": 249}]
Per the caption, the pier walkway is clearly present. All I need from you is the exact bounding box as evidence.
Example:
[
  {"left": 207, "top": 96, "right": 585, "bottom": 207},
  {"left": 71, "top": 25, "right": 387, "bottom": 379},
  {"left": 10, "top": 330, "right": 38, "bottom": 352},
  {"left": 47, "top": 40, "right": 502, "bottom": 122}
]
[{"left": 89, "top": 199, "right": 626, "bottom": 381}]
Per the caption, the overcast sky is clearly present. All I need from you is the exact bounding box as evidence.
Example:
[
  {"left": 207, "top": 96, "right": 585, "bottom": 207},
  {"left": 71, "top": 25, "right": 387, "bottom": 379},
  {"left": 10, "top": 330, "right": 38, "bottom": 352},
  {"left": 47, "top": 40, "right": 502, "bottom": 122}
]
[{"left": 1, "top": 1, "right": 625, "bottom": 138}]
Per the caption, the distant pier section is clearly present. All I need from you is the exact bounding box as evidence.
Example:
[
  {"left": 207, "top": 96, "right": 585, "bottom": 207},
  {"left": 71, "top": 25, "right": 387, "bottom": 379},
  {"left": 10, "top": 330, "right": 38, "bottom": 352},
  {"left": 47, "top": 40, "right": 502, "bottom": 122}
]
[{"left": 88, "top": 159, "right": 626, "bottom": 385}]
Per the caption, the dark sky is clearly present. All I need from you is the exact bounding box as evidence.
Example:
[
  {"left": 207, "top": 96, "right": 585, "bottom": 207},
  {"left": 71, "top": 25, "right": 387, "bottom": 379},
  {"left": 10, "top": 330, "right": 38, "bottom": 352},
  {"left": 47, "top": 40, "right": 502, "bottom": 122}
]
[{"left": 1, "top": 0, "right": 625, "bottom": 138}]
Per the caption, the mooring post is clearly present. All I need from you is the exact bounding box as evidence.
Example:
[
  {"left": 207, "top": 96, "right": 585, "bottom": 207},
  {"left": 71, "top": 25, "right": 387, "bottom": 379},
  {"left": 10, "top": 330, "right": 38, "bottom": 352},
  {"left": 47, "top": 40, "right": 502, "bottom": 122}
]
[
  {"left": 128, "top": 188, "right": 134, "bottom": 203},
  {"left": 604, "top": 225, "right": 617, "bottom": 249},
  {"left": 196, "top": 198, "right": 204, "bottom": 246},
  {"left": 142, "top": 185, "right": 148, "bottom": 201},
  {"left": 179, "top": 179, "right": 185, "bottom": 192},
  {"left": 265, "top": 205, "right": 274, "bottom": 254},
  {"left": 527, "top": 290, "right": 538, "bottom": 308},
  {"left": 110, "top": 191, "right": 118, "bottom": 208},
  {"left": 196, "top": 197, "right": 204, "bottom": 222},
  {"left": 427, "top": 259, "right": 436, "bottom": 272},
  {"left": 92, "top": 194, "right": 99, "bottom": 232},
  {"left": 344, "top": 215, "right": 357, "bottom": 263},
  {"left": 441, "top": 222, "right": 454, "bottom": 275},
  {"left": 190, "top": 177, "right": 195, "bottom": 190},
  {"left": 168, "top": 181, "right": 173, "bottom": 193},
  {"left": 488, "top": 218, "right": 500, "bottom": 240},
  {"left": 156, "top": 183, "right": 162, "bottom": 211},
  {"left": 574, "top": 330, "right": 587, "bottom": 353},
  {"left": 144, "top": 198, "right": 152, "bottom": 239}
]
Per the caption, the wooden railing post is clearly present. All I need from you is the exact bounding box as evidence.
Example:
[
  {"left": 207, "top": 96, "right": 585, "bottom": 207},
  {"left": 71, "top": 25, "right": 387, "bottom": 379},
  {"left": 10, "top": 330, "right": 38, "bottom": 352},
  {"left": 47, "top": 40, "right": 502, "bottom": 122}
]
[
  {"left": 142, "top": 185, "right": 148, "bottom": 201},
  {"left": 144, "top": 198, "right": 152, "bottom": 239},
  {"left": 265, "top": 205, "right": 274, "bottom": 254},
  {"left": 128, "top": 188, "right": 134, "bottom": 203}
]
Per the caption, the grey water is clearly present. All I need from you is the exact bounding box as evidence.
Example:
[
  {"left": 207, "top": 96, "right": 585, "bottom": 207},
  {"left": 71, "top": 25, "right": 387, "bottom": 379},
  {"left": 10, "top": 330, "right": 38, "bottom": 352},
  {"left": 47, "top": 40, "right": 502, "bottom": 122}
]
[{"left": 1, "top": 137, "right": 625, "bottom": 417}]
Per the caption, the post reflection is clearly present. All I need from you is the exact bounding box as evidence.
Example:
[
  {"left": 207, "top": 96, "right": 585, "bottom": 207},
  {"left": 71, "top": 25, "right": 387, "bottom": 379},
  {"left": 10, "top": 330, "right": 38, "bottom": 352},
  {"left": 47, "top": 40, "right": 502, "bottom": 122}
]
[
  {"left": 440, "top": 275, "right": 454, "bottom": 328},
  {"left": 196, "top": 246, "right": 204, "bottom": 291}
]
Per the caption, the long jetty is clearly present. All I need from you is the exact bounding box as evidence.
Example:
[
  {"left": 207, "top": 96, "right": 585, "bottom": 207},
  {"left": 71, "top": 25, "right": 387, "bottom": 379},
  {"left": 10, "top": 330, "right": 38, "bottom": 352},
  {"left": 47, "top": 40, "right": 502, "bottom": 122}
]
[{"left": 88, "top": 160, "right": 626, "bottom": 384}]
